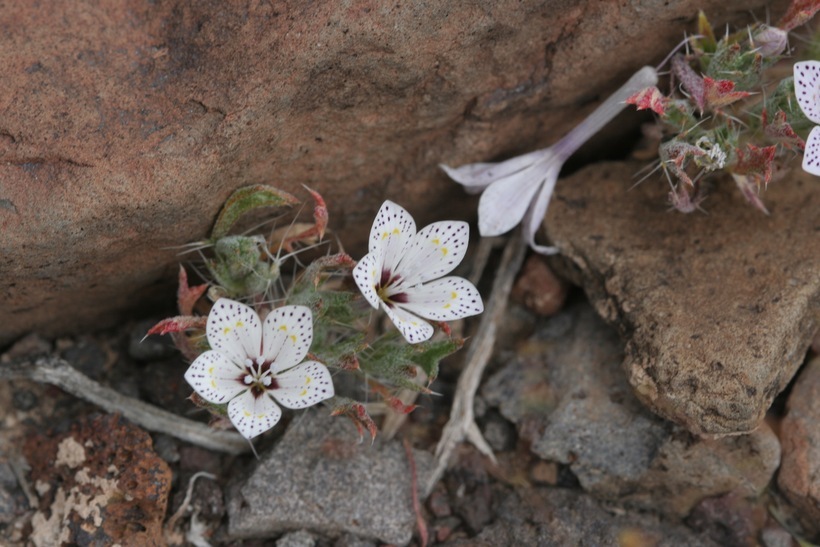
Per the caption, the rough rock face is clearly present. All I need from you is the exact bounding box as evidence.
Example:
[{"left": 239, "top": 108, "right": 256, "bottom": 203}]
[
  {"left": 0, "top": 0, "right": 781, "bottom": 345},
  {"left": 544, "top": 161, "right": 820, "bottom": 436},
  {"left": 482, "top": 303, "right": 781, "bottom": 517},
  {"left": 444, "top": 487, "right": 721, "bottom": 547},
  {"left": 778, "top": 356, "right": 820, "bottom": 538},
  {"left": 23, "top": 414, "right": 172, "bottom": 546},
  {"left": 227, "top": 411, "right": 431, "bottom": 544}
]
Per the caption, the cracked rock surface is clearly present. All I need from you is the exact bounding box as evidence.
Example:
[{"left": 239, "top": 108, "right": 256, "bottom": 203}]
[
  {"left": 482, "top": 303, "right": 781, "bottom": 517},
  {"left": 544, "top": 161, "right": 820, "bottom": 436},
  {"left": 778, "top": 355, "right": 820, "bottom": 537},
  {"left": 0, "top": 0, "right": 779, "bottom": 345},
  {"left": 228, "top": 411, "right": 431, "bottom": 545}
]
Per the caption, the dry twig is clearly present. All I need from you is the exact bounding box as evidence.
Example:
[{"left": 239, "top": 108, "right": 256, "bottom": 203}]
[
  {"left": 426, "top": 230, "right": 527, "bottom": 495},
  {"left": 0, "top": 355, "right": 249, "bottom": 454}
]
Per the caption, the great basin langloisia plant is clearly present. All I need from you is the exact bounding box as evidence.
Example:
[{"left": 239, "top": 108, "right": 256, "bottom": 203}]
[{"left": 149, "top": 186, "right": 484, "bottom": 442}]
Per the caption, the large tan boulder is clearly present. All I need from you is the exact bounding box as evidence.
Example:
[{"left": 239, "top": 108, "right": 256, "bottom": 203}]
[{"left": 0, "top": 1, "right": 779, "bottom": 344}]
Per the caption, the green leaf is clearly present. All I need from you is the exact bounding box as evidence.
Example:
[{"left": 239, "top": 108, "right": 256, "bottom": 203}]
[
  {"left": 211, "top": 185, "right": 300, "bottom": 239},
  {"left": 694, "top": 11, "right": 717, "bottom": 55},
  {"left": 359, "top": 335, "right": 464, "bottom": 387}
]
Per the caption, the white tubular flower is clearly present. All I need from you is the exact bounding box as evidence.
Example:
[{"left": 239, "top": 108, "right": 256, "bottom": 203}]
[
  {"left": 442, "top": 65, "right": 659, "bottom": 254},
  {"left": 353, "top": 200, "right": 484, "bottom": 344},
  {"left": 184, "top": 299, "right": 334, "bottom": 439},
  {"left": 794, "top": 60, "right": 820, "bottom": 175}
]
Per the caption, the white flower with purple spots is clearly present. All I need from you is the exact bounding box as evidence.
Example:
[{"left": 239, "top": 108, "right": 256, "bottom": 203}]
[
  {"left": 184, "top": 298, "right": 334, "bottom": 439},
  {"left": 353, "top": 200, "right": 484, "bottom": 344},
  {"left": 794, "top": 60, "right": 820, "bottom": 175}
]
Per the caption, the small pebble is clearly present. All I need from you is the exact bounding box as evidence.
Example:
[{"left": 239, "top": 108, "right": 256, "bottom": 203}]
[
  {"left": 511, "top": 255, "right": 569, "bottom": 316},
  {"left": 276, "top": 530, "right": 315, "bottom": 547},
  {"left": 530, "top": 461, "right": 558, "bottom": 485},
  {"left": 11, "top": 389, "right": 37, "bottom": 411}
]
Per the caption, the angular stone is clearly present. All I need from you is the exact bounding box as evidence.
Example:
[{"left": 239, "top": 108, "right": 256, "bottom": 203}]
[
  {"left": 227, "top": 411, "right": 431, "bottom": 545},
  {"left": 511, "top": 255, "right": 569, "bottom": 316},
  {"left": 544, "top": 161, "right": 820, "bottom": 436},
  {"left": 443, "top": 487, "right": 720, "bottom": 547},
  {"left": 778, "top": 356, "right": 820, "bottom": 538},
  {"left": 484, "top": 303, "right": 781, "bottom": 517},
  {"left": 23, "top": 414, "right": 172, "bottom": 546},
  {"left": 0, "top": 1, "right": 779, "bottom": 345}
]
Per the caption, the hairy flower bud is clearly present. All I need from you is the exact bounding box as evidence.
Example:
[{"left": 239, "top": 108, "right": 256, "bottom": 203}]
[{"left": 752, "top": 25, "right": 788, "bottom": 57}]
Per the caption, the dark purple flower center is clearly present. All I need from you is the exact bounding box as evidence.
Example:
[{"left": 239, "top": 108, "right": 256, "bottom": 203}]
[
  {"left": 237, "top": 358, "right": 281, "bottom": 399},
  {"left": 376, "top": 268, "right": 408, "bottom": 308}
]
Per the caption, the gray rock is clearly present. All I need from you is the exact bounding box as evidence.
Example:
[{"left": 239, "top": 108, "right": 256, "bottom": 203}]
[
  {"left": 276, "top": 530, "right": 316, "bottom": 547},
  {"left": 484, "top": 303, "right": 781, "bottom": 517},
  {"left": 228, "top": 411, "right": 430, "bottom": 545},
  {"left": 778, "top": 355, "right": 820, "bottom": 539},
  {"left": 545, "top": 161, "right": 819, "bottom": 436},
  {"left": 333, "top": 534, "right": 378, "bottom": 547},
  {"left": 0, "top": 460, "right": 27, "bottom": 525},
  {"left": 443, "top": 487, "right": 719, "bottom": 547}
]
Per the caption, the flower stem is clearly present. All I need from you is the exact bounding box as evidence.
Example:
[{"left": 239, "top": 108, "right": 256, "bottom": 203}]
[{"left": 553, "top": 66, "right": 659, "bottom": 160}]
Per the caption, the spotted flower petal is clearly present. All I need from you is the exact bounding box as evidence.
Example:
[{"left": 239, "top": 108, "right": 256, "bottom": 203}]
[
  {"left": 354, "top": 201, "right": 484, "bottom": 344},
  {"left": 369, "top": 200, "right": 416, "bottom": 273},
  {"left": 397, "top": 221, "right": 469, "bottom": 285},
  {"left": 352, "top": 252, "right": 381, "bottom": 309},
  {"left": 795, "top": 61, "right": 820, "bottom": 176},
  {"left": 802, "top": 126, "right": 820, "bottom": 175},
  {"left": 794, "top": 60, "right": 820, "bottom": 124},
  {"left": 271, "top": 361, "right": 335, "bottom": 409},
  {"left": 184, "top": 350, "right": 246, "bottom": 404},
  {"left": 381, "top": 302, "right": 435, "bottom": 344},
  {"left": 183, "top": 298, "right": 334, "bottom": 440},
  {"left": 399, "top": 277, "right": 484, "bottom": 321},
  {"left": 206, "top": 299, "right": 263, "bottom": 365},
  {"left": 227, "top": 391, "right": 283, "bottom": 440},
  {"left": 262, "top": 305, "right": 313, "bottom": 373}
]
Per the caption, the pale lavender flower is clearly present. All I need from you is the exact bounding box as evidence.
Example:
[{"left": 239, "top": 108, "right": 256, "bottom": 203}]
[{"left": 442, "top": 66, "right": 658, "bottom": 254}]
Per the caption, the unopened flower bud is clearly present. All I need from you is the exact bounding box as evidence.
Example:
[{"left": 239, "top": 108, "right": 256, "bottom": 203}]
[{"left": 753, "top": 25, "right": 788, "bottom": 57}]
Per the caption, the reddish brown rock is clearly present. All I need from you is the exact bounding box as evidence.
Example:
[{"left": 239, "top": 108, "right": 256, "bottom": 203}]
[
  {"left": 0, "top": 1, "right": 783, "bottom": 345},
  {"left": 24, "top": 414, "right": 172, "bottom": 546},
  {"left": 511, "top": 255, "right": 569, "bottom": 316},
  {"left": 778, "top": 356, "right": 820, "bottom": 538},
  {"left": 544, "top": 161, "right": 819, "bottom": 436}
]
